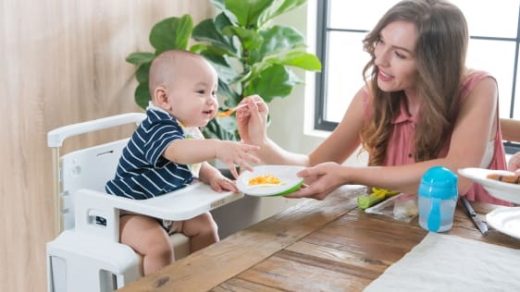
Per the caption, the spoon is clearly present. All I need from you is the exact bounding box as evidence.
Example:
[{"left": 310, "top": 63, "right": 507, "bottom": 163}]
[{"left": 216, "top": 104, "right": 248, "bottom": 118}]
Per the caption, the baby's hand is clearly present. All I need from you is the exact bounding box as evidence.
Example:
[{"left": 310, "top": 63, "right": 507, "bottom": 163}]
[
  {"left": 209, "top": 175, "right": 237, "bottom": 192},
  {"left": 215, "top": 141, "right": 260, "bottom": 178}
]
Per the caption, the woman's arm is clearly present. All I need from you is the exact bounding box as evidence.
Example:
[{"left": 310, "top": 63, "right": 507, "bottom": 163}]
[
  {"left": 257, "top": 138, "right": 309, "bottom": 165},
  {"left": 296, "top": 77, "right": 498, "bottom": 198},
  {"left": 237, "top": 88, "right": 367, "bottom": 166},
  {"left": 236, "top": 96, "right": 308, "bottom": 165},
  {"left": 308, "top": 87, "right": 367, "bottom": 166}
]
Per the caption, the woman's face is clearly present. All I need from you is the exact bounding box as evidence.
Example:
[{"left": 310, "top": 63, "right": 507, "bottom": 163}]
[{"left": 373, "top": 20, "right": 418, "bottom": 93}]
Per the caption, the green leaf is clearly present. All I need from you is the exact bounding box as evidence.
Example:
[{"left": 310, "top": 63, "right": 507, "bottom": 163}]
[
  {"left": 259, "top": 0, "right": 307, "bottom": 25},
  {"left": 135, "top": 82, "right": 150, "bottom": 109},
  {"left": 189, "top": 43, "right": 207, "bottom": 54},
  {"left": 201, "top": 119, "right": 237, "bottom": 140},
  {"left": 126, "top": 52, "right": 155, "bottom": 66},
  {"left": 211, "top": 0, "right": 226, "bottom": 11},
  {"left": 217, "top": 79, "right": 241, "bottom": 106},
  {"left": 214, "top": 12, "right": 234, "bottom": 34},
  {"left": 135, "top": 62, "right": 151, "bottom": 83},
  {"left": 248, "top": 48, "right": 321, "bottom": 75},
  {"left": 244, "top": 64, "right": 299, "bottom": 102},
  {"left": 223, "top": 0, "right": 274, "bottom": 27},
  {"left": 277, "top": 49, "right": 321, "bottom": 71},
  {"left": 150, "top": 15, "right": 193, "bottom": 53},
  {"left": 259, "top": 25, "right": 305, "bottom": 56},
  {"left": 228, "top": 26, "right": 263, "bottom": 53},
  {"left": 192, "top": 17, "right": 237, "bottom": 55},
  {"left": 199, "top": 49, "right": 238, "bottom": 84}
]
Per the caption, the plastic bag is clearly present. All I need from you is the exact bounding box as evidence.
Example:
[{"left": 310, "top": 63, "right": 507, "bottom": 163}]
[{"left": 364, "top": 193, "right": 418, "bottom": 222}]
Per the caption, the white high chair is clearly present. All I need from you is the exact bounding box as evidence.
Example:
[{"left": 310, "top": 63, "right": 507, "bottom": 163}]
[{"left": 46, "top": 113, "right": 243, "bottom": 292}]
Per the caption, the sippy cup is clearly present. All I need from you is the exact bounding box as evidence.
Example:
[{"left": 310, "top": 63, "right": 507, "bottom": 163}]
[{"left": 418, "top": 166, "right": 459, "bottom": 232}]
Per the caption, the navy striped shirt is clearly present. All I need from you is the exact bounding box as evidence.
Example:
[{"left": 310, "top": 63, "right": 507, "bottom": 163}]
[{"left": 105, "top": 107, "right": 193, "bottom": 200}]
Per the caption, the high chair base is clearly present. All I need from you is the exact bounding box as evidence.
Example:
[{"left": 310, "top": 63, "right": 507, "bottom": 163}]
[
  {"left": 47, "top": 230, "right": 140, "bottom": 292},
  {"left": 47, "top": 230, "right": 191, "bottom": 292}
]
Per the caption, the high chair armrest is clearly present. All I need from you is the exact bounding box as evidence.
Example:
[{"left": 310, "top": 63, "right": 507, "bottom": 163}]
[
  {"left": 74, "top": 182, "right": 243, "bottom": 242},
  {"left": 48, "top": 113, "right": 146, "bottom": 147},
  {"left": 74, "top": 190, "right": 121, "bottom": 242}
]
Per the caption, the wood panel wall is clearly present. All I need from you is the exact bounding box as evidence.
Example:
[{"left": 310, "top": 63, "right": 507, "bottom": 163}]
[{"left": 0, "top": 1, "right": 212, "bottom": 291}]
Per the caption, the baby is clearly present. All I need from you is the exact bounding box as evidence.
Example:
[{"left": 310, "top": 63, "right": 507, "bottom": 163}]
[{"left": 105, "top": 50, "right": 259, "bottom": 275}]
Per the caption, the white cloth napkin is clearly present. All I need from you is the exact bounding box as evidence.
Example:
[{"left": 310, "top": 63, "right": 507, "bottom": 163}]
[{"left": 364, "top": 232, "right": 520, "bottom": 292}]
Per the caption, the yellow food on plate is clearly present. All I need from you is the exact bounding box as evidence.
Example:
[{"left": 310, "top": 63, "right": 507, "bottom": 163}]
[{"left": 248, "top": 175, "right": 282, "bottom": 186}]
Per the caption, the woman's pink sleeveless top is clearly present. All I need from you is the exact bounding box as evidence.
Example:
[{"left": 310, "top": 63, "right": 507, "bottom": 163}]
[{"left": 364, "top": 71, "right": 510, "bottom": 205}]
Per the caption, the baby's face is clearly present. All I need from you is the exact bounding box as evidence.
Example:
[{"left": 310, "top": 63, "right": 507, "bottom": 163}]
[{"left": 165, "top": 58, "right": 219, "bottom": 127}]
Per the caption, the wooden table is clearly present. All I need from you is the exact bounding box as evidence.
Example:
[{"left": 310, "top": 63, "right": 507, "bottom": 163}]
[{"left": 120, "top": 188, "right": 520, "bottom": 291}]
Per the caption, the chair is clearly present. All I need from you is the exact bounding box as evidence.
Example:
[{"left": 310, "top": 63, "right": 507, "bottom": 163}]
[
  {"left": 500, "top": 118, "right": 520, "bottom": 158},
  {"left": 46, "top": 113, "right": 243, "bottom": 292},
  {"left": 500, "top": 118, "right": 520, "bottom": 142}
]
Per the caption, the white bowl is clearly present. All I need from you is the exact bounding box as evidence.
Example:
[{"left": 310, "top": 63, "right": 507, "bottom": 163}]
[{"left": 458, "top": 168, "right": 520, "bottom": 204}]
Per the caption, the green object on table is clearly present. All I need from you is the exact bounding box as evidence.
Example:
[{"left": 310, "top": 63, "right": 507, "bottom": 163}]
[{"left": 357, "top": 188, "right": 399, "bottom": 209}]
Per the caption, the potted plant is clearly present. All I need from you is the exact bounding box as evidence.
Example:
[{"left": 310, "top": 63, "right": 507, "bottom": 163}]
[{"left": 126, "top": 0, "right": 321, "bottom": 140}]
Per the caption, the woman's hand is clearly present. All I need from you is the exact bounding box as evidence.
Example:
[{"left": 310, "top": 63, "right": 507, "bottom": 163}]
[
  {"left": 289, "top": 162, "right": 347, "bottom": 200},
  {"left": 236, "top": 95, "right": 269, "bottom": 146}
]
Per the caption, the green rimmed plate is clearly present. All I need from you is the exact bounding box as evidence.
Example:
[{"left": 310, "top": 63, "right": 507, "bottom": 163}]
[{"left": 237, "top": 165, "right": 304, "bottom": 196}]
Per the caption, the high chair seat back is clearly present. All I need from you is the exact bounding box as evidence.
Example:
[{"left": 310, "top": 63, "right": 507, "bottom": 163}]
[
  {"left": 60, "top": 139, "right": 128, "bottom": 230},
  {"left": 48, "top": 113, "right": 146, "bottom": 232}
]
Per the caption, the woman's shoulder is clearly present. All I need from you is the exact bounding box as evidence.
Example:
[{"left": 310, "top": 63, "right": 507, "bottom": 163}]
[
  {"left": 463, "top": 69, "right": 493, "bottom": 81},
  {"left": 358, "top": 83, "right": 373, "bottom": 102},
  {"left": 357, "top": 84, "right": 372, "bottom": 111},
  {"left": 460, "top": 69, "right": 496, "bottom": 97}
]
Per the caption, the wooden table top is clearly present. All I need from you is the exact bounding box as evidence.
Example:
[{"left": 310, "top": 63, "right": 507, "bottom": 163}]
[{"left": 120, "top": 189, "right": 520, "bottom": 292}]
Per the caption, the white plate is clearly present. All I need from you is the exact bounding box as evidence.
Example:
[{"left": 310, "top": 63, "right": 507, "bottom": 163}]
[
  {"left": 486, "top": 207, "right": 520, "bottom": 239},
  {"left": 458, "top": 168, "right": 520, "bottom": 204},
  {"left": 237, "top": 165, "right": 304, "bottom": 197}
]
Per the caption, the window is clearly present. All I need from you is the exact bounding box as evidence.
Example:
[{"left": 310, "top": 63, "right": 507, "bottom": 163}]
[{"left": 315, "top": 0, "right": 520, "bottom": 149}]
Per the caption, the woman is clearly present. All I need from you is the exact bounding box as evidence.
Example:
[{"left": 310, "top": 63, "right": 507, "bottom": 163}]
[{"left": 237, "top": 0, "right": 510, "bottom": 205}]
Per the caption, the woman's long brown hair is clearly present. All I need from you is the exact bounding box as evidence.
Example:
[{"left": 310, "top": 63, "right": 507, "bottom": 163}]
[{"left": 360, "top": 0, "right": 468, "bottom": 165}]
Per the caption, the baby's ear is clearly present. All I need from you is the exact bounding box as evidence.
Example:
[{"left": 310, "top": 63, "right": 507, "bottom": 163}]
[{"left": 153, "top": 86, "right": 169, "bottom": 109}]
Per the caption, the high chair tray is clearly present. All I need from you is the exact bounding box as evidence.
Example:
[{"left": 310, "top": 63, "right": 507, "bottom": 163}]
[{"left": 83, "top": 182, "right": 243, "bottom": 221}]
